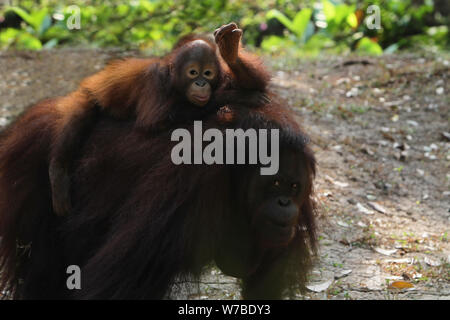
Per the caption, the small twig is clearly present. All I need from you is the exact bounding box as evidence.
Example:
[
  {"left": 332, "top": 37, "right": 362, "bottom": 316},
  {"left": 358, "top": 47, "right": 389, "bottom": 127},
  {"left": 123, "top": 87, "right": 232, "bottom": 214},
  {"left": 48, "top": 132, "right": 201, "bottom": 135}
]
[{"left": 334, "top": 60, "right": 372, "bottom": 68}]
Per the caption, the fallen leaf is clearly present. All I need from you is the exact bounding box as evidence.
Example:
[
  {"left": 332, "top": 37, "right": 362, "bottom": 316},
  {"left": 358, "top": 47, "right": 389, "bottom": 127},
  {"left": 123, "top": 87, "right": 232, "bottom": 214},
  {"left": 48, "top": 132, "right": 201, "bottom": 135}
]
[
  {"left": 385, "top": 276, "right": 403, "bottom": 281},
  {"left": 424, "top": 152, "right": 437, "bottom": 160},
  {"left": 384, "top": 258, "right": 415, "bottom": 264},
  {"left": 324, "top": 175, "right": 348, "bottom": 188},
  {"left": 335, "top": 269, "right": 352, "bottom": 279},
  {"left": 356, "top": 202, "right": 374, "bottom": 215},
  {"left": 384, "top": 100, "right": 404, "bottom": 108},
  {"left": 366, "top": 194, "right": 377, "bottom": 201},
  {"left": 322, "top": 191, "right": 333, "bottom": 197},
  {"left": 357, "top": 221, "right": 367, "bottom": 228},
  {"left": 333, "top": 181, "right": 349, "bottom": 188},
  {"left": 381, "top": 131, "right": 395, "bottom": 142},
  {"left": 441, "top": 132, "right": 450, "bottom": 141},
  {"left": 406, "top": 120, "right": 418, "bottom": 127},
  {"left": 306, "top": 279, "right": 333, "bottom": 292},
  {"left": 361, "top": 146, "right": 375, "bottom": 156},
  {"left": 346, "top": 87, "right": 359, "bottom": 97},
  {"left": 335, "top": 77, "right": 350, "bottom": 85},
  {"left": 374, "top": 247, "right": 397, "bottom": 256},
  {"left": 388, "top": 281, "right": 414, "bottom": 290},
  {"left": 337, "top": 220, "right": 350, "bottom": 228},
  {"left": 373, "top": 88, "right": 382, "bottom": 95},
  {"left": 367, "top": 202, "right": 387, "bottom": 214},
  {"left": 424, "top": 257, "right": 441, "bottom": 267}
]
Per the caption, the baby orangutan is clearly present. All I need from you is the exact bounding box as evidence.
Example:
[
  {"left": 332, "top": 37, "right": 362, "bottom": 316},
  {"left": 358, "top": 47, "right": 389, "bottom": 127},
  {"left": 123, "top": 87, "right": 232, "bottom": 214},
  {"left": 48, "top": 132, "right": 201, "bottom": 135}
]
[{"left": 49, "top": 23, "right": 271, "bottom": 216}]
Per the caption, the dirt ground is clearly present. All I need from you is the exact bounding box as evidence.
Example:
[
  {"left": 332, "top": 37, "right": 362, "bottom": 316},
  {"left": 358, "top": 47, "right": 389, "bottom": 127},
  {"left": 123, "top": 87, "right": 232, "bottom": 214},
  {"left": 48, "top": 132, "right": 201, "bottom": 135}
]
[{"left": 0, "top": 49, "right": 448, "bottom": 300}]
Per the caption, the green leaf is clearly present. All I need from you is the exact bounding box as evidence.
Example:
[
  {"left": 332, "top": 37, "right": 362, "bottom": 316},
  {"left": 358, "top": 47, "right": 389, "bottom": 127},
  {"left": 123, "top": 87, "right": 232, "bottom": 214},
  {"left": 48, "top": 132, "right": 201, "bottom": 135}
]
[
  {"left": 305, "top": 33, "right": 335, "bottom": 50},
  {"left": 0, "top": 28, "right": 19, "bottom": 48},
  {"left": 140, "top": 0, "right": 156, "bottom": 13},
  {"left": 346, "top": 12, "right": 358, "bottom": 28},
  {"left": 267, "top": 8, "right": 312, "bottom": 40},
  {"left": 384, "top": 43, "right": 399, "bottom": 54},
  {"left": 356, "top": 37, "right": 383, "bottom": 55},
  {"left": 43, "top": 25, "right": 71, "bottom": 42},
  {"left": 266, "top": 9, "right": 294, "bottom": 33},
  {"left": 261, "top": 35, "right": 295, "bottom": 52},
  {"left": 334, "top": 4, "right": 350, "bottom": 25},
  {"left": 12, "top": 30, "right": 43, "bottom": 50},
  {"left": 322, "top": 0, "right": 335, "bottom": 22},
  {"left": 117, "top": 4, "right": 130, "bottom": 15},
  {"left": 302, "top": 33, "right": 337, "bottom": 56},
  {"left": 43, "top": 38, "right": 58, "bottom": 49},
  {"left": 292, "top": 8, "right": 312, "bottom": 39},
  {"left": 5, "top": 7, "right": 34, "bottom": 28},
  {"left": 0, "top": 28, "right": 42, "bottom": 50},
  {"left": 261, "top": 35, "right": 285, "bottom": 51},
  {"left": 304, "top": 20, "right": 315, "bottom": 41},
  {"left": 6, "top": 7, "right": 50, "bottom": 35},
  {"left": 149, "top": 29, "right": 163, "bottom": 41},
  {"left": 32, "top": 8, "right": 50, "bottom": 31},
  {"left": 38, "top": 14, "right": 52, "bottom": 37}
]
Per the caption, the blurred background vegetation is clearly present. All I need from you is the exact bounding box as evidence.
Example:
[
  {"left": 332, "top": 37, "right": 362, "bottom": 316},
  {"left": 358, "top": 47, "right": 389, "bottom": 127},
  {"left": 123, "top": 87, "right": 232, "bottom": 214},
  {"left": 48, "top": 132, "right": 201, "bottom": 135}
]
[{"left": 0, "top": 0, "right": 448, "bottom": 56}]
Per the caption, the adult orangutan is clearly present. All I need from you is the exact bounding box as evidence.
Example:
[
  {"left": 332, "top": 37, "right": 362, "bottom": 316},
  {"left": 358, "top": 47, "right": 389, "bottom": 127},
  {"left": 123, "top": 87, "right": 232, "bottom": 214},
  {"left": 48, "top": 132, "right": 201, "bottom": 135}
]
[
  {"left": 0, "top": 22, "right": 317, "bottom": 299},
  {"left": 49, "top": 22, "right": 271, "bottom": 216},
  {"left": 0, "top": 98, "right": 317, "bottom": 299}
]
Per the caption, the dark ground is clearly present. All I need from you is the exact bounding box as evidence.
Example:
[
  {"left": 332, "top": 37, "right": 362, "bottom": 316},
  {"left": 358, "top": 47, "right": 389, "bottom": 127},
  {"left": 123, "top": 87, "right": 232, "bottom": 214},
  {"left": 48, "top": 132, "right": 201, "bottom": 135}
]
[{"left": 0, "top": 49, "right": 448, "bottom": 299}]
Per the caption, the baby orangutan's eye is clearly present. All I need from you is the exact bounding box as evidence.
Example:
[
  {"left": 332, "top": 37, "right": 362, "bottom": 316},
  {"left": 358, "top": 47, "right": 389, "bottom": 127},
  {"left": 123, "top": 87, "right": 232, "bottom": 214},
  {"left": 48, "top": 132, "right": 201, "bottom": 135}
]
[{"left": 187, "top": 69, "right": 198, "bottom": 78}]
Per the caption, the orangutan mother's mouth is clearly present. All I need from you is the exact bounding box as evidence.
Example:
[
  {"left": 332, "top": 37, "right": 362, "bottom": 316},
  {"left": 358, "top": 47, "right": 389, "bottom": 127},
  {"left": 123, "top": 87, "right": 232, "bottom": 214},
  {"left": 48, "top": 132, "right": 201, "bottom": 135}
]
[{"left": 193, "top": 95, "right": 209, "bottom": 103}]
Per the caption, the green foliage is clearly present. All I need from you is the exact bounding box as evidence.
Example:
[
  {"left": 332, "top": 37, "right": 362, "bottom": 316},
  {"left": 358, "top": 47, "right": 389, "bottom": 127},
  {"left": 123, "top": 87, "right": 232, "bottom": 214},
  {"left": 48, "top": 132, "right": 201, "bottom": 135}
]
[
  {"left": 356, "top": 37, "right": 383, "bottom": 55},
  {"left": 0, "top": 27, "right": 42, "bottom": 49},
  {"left": 365, "top": 0, "right": 433, "bottom": 45},
  {"left": 0, "top": 5, "right": 52, "bottom": 49},
  {"left": 266, "top": 8, "right": 312, "bottom": 41},
  {"left": 7, "top": 6, "right": 51, "bottom": 36},
  {"left": 263, "top": 0, "right": 379, "bottom": 56},
  {"left": 0, "top": 0, "right": 447, "bottom": 55}
]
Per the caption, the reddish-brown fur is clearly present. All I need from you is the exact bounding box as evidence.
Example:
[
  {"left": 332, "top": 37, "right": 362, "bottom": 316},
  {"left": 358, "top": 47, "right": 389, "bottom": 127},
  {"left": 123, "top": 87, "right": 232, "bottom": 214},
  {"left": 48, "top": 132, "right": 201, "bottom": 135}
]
[
  {"left": 0, "top": 24, "right": 316, "bottom": 299},
  {"left": 50, "top": 26, "right": 271, "bottom": 216},
  {"left": 0, "top": 98, "right": 317, "bottom": 299},
  {"left": 53, "top": 33, "right": 269, "bottom": 131}
]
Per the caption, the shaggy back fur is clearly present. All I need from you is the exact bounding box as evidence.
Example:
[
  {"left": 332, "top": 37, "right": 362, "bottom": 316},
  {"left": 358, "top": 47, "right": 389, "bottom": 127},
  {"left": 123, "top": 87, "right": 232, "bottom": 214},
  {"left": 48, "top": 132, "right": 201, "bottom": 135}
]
[{"left": 0, "top": 100, "right": 316, "bottom": 299}]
